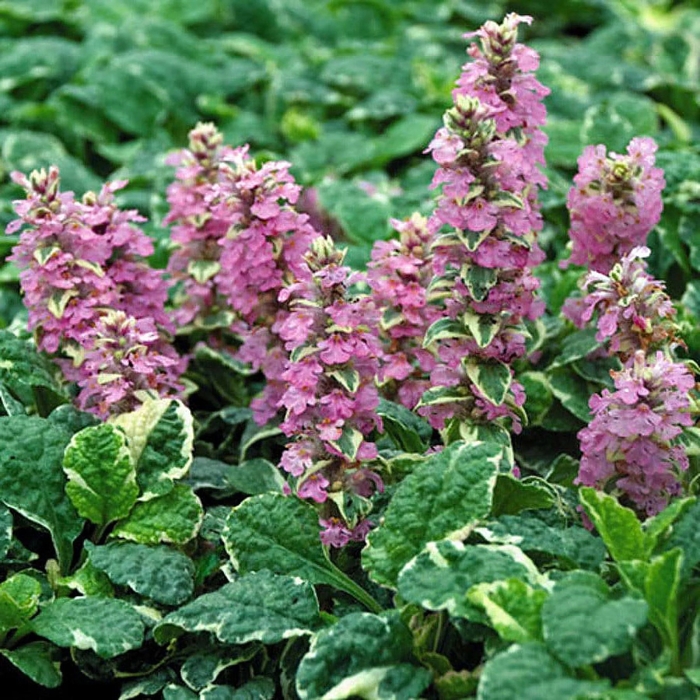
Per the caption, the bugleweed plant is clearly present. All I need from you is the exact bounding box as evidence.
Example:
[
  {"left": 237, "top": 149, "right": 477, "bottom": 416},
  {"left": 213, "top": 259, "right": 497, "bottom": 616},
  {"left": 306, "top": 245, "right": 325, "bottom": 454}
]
[{"left": 2, "top": 12, "right": 700, "bottom": 700}]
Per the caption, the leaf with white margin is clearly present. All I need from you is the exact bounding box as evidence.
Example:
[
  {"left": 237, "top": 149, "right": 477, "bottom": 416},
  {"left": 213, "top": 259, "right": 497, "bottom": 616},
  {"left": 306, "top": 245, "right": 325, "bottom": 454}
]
[
  {"left": 32, "top": 597, "right": 144, "bottom": 659},
  {"left": 111, "top": 484, "right": 203, "bottom": 545},
  {"left": 476, "top": 642, "right": 608, "bottom": 700},
  {"left": 0, "top": 503, "right": 12, "bottom": 559},
  {"left": 467, "top": 579, "right": 548, "bottom": 643},
  {"left": 0, "top": 641, "right": 62, "bottom": 688},
  {"left": 397, "top": 540, "right": 544, "bottom": 621},
  {"left": 541, "top": 570, "right": 648, "bottom": 667},
  {"left": 0, "top": 415, "right": 83, "bottom": 572},
  {"left": 180, "top": 643, "right": 261, "bottom": 692},
  {"left": 363, "top": 440, "right": 501, "bottom": 589},
  {"left": 154, "top": 570, "right": 321, "bottom": 646},
  {"left": 62, "top": 423, "right": 138, "bottom": 527},
  {"left": 112, "top": 398, "right": 194, "bottom": 501},
  {"left": 296, "top": 611, "right": 431, "bottom": 700},
  {"left": 0, "top": 572, "right": 42, "bottom": 632},
  {"left": 223, "top": 493, "right": 381, "bottom": 612},
  {"left": 200, "top": 678, "right": 275, "bottom": 699},
  {"left": 86, "top": 541, "right": 194, "bottom": 606}
]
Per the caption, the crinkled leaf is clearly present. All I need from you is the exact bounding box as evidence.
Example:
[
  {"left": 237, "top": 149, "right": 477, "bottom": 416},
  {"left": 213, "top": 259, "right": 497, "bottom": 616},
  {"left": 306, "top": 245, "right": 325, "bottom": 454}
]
[
  {"left": 477, "top": 513, "right": 606, "bottom": 571},
  {"left": 112, "top": 398, "right": 194, "bottom": 500},
  {"left": 476, "top": 642, "right": 608, "bottom": 700},
  {"left": 200, "top": 677, "right": 275, "bottom": 699},
  {"left": 398, "top": 541, "right": 541, "bottom": 621},
  {"left": 0, "top": 503, "right": 12, "bottom": 559},
  {"left": 0, "top": 330, "right": 67, "bottom": 411},
  {"left": 519, "top": 371, "right": 553, "bottom": 425},
  {"left": 549, "top": 328, "right": 600, "bottom": 368},
  {"left": 548, "top": 369, "right": 592, "bottom": 422},
  {"left": 32, "top": 597, "right": 144, "bottom": 659},
  {"left": 0, "top": 572, "right": 42, "bottom": 632},
  {"left": 86, "top": 541, "right": 195, "bottom": 606},
  {"left": 376, "top": 398, "right": 431, "bottom": 453},
  {"left": 223, "top": 493, "right": 379, "bottom": 612},
  {"left": 363, "top": 440, "right": 501, "bottom": 589},
  {"left": 467, "top": 579, "right": 548, "bottom": 643},
  {"left": 0, "top": 415, "right": 83, "bottom": 571},
  {"left": 491, "top": 475, "right": 554, "bottom": 516},
  {"left": 181, "top": 644, "right": 261, "bottom": 692},
  {"left": 154, "top": 570, "right": 320, "bottom": 646},
  {"left": 661, "top": 499, "right": 700, "bottom": 579},
  {"left": 163, "top": 685, "right": 198, "bottom": 700},
  {"left": 111, "top": 484, "right": 203, "bottom": 545},
  {"left": 56, "top": 558, "right": 113, "bottom": 597},
  {"left": 119, "top": 668, "right": 174, "bottom": 699},
  {"left": 63, "top": 423, "right": 138, "bottom": 527},
  {"left": 0, "top": 641, "right": 62, "bottom": 688},
  {"left": 579, "top": 487, "right": 652, "bottom": 562},
  {"left": 541, "top": 571, "right": 648, "bottom": 667},
  {"left": 464, "top": 360, "right": 512, "bottom": 406},
  {"left": 296, "top": 611, "right": 431, "bottom": 700}
]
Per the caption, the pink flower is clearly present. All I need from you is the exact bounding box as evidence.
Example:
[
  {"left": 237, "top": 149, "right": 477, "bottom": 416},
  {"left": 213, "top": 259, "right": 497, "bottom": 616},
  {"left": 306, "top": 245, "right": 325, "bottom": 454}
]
[
  {"left": 576, "top": 351, "right": 695, "bottom": 516},
  {"left": 562, "top": 138, "right": 665, "bottom": 273}
]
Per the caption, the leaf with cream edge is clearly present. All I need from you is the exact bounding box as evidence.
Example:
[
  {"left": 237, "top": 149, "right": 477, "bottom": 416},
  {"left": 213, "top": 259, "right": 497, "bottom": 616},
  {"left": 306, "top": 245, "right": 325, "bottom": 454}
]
[
  {"left": 0, "top": 641, "right": 62, "bottom": 689},
  {"left": 154, "top": 570, "right": 321, "bottom": 646},
  {"left": 112, "top": 398, "right": 194, "bottom": 501},
  {"left": 464, "top": 359, "right": 512, "bottom": 406},
  {"left": 111, "top": 483, "right": 203, "bottom": 545},
  {"left": 0, "top": 415, "right": 83, "bottom": 573},
  {"left": 362, "top": 440, "right": 502, "bottom": 589},
  {"left": 223, "top": 493, "right": 381, "bottom": 613},
  {"left": 397, "top": 541, "right": 544, "bottom": 621},
  {"left": 31, "top": 597, "right": 145, "bottom": 659},
  {"left": 0, "top": 572, "right": 42, "bottom": 633},
  {"left": 62, "top": 423, "right": 138, "bottom": 527},
  {"left": 296, "top": 611, "right": 431, "bottom": 700}
]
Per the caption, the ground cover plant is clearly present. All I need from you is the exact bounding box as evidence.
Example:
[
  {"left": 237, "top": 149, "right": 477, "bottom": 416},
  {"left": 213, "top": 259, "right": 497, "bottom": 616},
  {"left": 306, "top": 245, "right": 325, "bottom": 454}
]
[{"left": 1, "top": 1, "right": 700, "bottom": 698}]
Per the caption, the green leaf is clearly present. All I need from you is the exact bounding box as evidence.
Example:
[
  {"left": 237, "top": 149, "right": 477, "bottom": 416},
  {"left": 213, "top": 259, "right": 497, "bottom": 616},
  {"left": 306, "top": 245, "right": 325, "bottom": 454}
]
[
  {"left": 371, "top": 113, "right": 439, "bottom": 166},
  {"left": 296, "top": 611, "right": 431, "bottom": 700},
  {"left": 476, "top": 642, "right": 608, "bottom": 700},
  {"left": 55, "top": 558, "right": 113, "bottom": 597},
  {"left": 363, "top": 440, "right": 501, "bottom": 588},
  {"left": 111, "top": 484, "right": 203, "bottom": 545},
  {"left": 467, "top": 579, "right": 548, "bottom": 643},
  {"left": 477, "top": 513, "right": 606, "bottom": 571},
  {"left": 464, "top": 360, "right": 512, "bottom": 406},
  {"left": 113, "top": 398, "right": 194, "bottom": 500},
  {"left": 644, "top": 548, "right": 683, "bottom": 653},
  {"left": 32, "top": 597, "right": 144, "bottom": 659},
  {"left": 0, "top": 330, "right": 66, "bottom": 412},
  {"left": 398, "top": 541, "right": 542, "bottom": 620},
  {"left": 180, "top": 644, "right": 261, "bottom": 692},
  {"left": 154, "top": 570, "right": 320, "bottom": 645},
  {"left": 86, "top": 541, "right": 194, "bottom": 606},
  {"left": 661, "top": 500, "right": 700, "bottom": 579},
  {"left": 200, "top": 677, "right": 276, "bottom": 699},
  {"left": 200, "top": 679, "right": 273, "bottom": 699},
  {"left": 223, "top": 493, "right": 380, "bottom": 613},
  {"left": 579, "top": 487, "right": 652, "bottom": 562},
  {"left": 376, "top": 399, "right": 431, "bottom": 453},
  {"left": 541, "top": 571, "right": 648, "bottom": 667},
  {"left": 464, "top": 312, "right": 501, "bottom": 349},
  {"left": 0, "top": 572, "right": 42, "bottom": 632},
  {"left": 491, "top": 475, "right": 555, "bottom": 517},
  {"left": 548, "top": 369, "right": 592, "bottom": 422},
  {"left": 549, "top": 328, "right": 600, "bottom": 368},
  {"left": 220, "top": 458, "right": 286, "bottom": 496},
  {"left": 62, "top": 423, "right": 138, "bottom": 527},
  {"left": 0, "top": 503, "right": 12, "bottom": 559},
  {"left": 0, "top": 415, "right": 83, "bottom": 572},
  {"left": 328, "top": 367, "right": 360, "bottom": 394},
  {"left": 0, "top": 641, "right": 62, "bottom": 688},
  {"left": 327, "top": 424, "right": 364, "bottom": 461},
  {"left": 423, "top": 318, "right": 468, "bottom": 347},
  {"left": 415, "top": 385, "right": 470, "bottom": 408},
  {"left": 519, "top": 371, "right": 553, "bottom": 425},
  {"left": 464, "top": 265, "right": 498, "bottom": 302}
]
